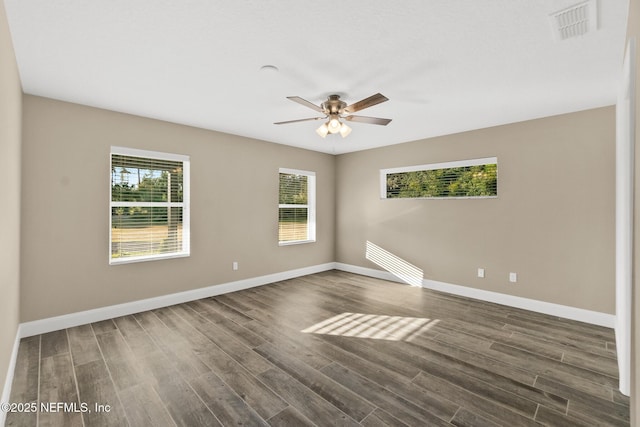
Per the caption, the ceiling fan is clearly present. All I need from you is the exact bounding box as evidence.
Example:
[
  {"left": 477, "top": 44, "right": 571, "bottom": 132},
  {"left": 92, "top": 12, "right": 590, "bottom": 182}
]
[{"left": 274, "top": 93, "right": 392, "bottom": 138}]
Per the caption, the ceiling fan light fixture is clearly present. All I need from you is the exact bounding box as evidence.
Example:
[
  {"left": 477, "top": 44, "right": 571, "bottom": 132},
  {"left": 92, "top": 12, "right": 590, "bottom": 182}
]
[
  {"left": 328, "top": 116, "right": 341, "bottom": 134},
  {"left": 316, "top": 123, "right": 329, "bottom": 138},
  {"left": 339, "top": 123, "right": 352, "bottom": 138}
]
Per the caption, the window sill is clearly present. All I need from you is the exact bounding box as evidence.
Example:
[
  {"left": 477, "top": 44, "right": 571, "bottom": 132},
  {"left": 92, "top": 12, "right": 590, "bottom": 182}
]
[
  {"left": 110, "top": 252, "right": 190, "bottom": 265},
  {"left": 381, "top": 195, "right": 498, "bottom": 200},
  {"left": 279, "top": 239, "right": 316, "bottom": 246}
]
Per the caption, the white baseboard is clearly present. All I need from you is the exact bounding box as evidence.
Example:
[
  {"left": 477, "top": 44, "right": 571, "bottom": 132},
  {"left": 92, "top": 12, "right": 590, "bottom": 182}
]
[
  {"left": 335, "top": 263, "right": 615, "bottom": 328},
  {"left": 1, "top": 325, "right": 22, "bottom": 427},
  {"left": 336, "top": 263, "right": 399, "bottom": 282},
  {"left": 20, "top": 263, "right": 336, "bottom": 338},
  {"left": 18, "top": 262, "right": 615, "bottom": 335}
]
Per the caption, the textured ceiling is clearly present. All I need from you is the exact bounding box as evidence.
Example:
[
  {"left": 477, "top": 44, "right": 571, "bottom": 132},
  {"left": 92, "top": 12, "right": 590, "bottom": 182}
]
[{"left": 3, "top": 0, "right": 630, "bottom": 154}]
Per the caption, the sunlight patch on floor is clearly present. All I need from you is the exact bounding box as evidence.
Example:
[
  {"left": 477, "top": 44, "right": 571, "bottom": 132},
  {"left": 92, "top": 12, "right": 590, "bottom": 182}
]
[
  {"left": 365, "top": 241, "right": 424, "bottom": 286},
  {"left": 301, "top": 312, "right": 439, "bottom": 341}
]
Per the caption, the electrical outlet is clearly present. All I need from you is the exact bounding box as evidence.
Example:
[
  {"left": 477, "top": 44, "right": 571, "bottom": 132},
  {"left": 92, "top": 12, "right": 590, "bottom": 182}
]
[
  {"left": 477, "top": 268, "right": 485, "bottom": 278},
  {"left": 233, "top": 261, "right": 238, "bottom": 271},
  {"left": 509, "top": 272, "right": 517, "bottom": 283}
]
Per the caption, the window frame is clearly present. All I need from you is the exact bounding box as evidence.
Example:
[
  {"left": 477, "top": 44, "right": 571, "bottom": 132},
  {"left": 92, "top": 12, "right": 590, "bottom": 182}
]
[
  {"left": 380, "top": 157, "right": 498, "bottom": 200},
  {"left": 109, "top": 146, "right": 191, "bottom": 265},
  {"left": 278, "top": 168, "right": 316, "bottom": 246}
]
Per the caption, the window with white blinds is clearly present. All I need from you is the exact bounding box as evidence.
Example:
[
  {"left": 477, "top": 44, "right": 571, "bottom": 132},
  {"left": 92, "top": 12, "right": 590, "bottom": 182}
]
[
  {"left": 381, "top": 157, "right": 498, "bottom": 199},
  {"left": 110, "top": 147, "right": 190, "bottom": 264},
  {"left": 279, "top": 168, "right": 316, "bottom": 245}
]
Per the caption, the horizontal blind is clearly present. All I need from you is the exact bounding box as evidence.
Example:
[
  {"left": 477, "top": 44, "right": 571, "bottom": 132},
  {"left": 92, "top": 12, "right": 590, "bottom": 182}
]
[
  {"left": 279, "top": 172, "right": 308, "bottom": 205},
  {"left": 112, "top": 154, "right": 184, "bottom": 203},
  {"left": 383, "top": 158, "right": 497, "bottom": 199},
  {"left": 111, "top": 149, "right": 189, "bottom": 263},
  {"left": 278, "top": 170, "right": 318, "bottom": 243},
  {"left": 279, "top": 172, "right": 309, "bottom": 242}
]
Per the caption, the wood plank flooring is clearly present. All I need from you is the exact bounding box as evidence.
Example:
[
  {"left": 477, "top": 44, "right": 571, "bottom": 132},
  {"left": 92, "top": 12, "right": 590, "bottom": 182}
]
[{"left": 5, "top": 271, "right": 629, "bottom": 426}]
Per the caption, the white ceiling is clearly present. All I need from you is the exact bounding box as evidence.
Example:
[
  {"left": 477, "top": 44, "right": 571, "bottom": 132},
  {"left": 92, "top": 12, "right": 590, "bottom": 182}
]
[{"left": 4, "top": 0, "right": 630, "bottom": 154}]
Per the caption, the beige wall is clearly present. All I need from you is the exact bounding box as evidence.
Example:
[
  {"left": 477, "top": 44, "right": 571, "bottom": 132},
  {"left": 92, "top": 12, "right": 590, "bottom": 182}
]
[
  {"left": 20, "top": 95, "right": 335, "bottom": 321},
  {"left": 19, "top": 99, "right": 617, "bottom": 320},
  {"left": 336, "top": 107, "right": 615, "bottom": 314},
  {"left": 0, "top": 0, "right": 22, "bottom": 402}
]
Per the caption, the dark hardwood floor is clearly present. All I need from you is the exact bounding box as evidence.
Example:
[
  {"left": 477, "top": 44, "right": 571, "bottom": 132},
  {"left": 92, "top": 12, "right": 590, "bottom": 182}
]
[{"left": 6, "top": 271, "right": 629, "bottom": 426}]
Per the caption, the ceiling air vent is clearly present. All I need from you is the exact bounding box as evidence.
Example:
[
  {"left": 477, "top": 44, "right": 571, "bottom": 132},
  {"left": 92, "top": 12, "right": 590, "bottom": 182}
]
[{"left": 549, "top": 0, "right": 598, "bottom": 41}]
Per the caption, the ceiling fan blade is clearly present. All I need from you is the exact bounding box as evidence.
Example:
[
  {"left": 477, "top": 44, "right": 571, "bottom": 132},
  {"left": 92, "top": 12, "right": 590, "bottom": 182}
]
[
  {"left": 344, "top": 115, "right": 392, "bottom": 126},
  {"left": 287, "top": 96, "right": 324, "bottom": 113},
  {"left": 274, "top": 117, "right": 325, "bottom": 125},
  {"left": 344, "top": 93, "right": 389, "bottom": 113}
]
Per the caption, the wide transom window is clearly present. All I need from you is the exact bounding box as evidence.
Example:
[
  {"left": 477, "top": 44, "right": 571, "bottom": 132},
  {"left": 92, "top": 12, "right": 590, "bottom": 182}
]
[
  {"left": 381, "top": 157, "right": 498, "bottom": 199},
  {"left": 110, "top": 147, "right": 190, "bottom": 264},
  {"left": 279, "top": 168, "right": 316, "bottom": 245}
]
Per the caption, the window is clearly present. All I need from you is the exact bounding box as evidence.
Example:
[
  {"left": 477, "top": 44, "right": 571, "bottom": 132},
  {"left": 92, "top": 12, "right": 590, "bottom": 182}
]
[
  {"left": 110, "top": 147, "right": 190, "bottom": 264},
  {"left": 279, "top": 168, "right": 316, "bottom": 245},
  {"left": 381, "top": 157, "right": 498, "bottom": 199}
]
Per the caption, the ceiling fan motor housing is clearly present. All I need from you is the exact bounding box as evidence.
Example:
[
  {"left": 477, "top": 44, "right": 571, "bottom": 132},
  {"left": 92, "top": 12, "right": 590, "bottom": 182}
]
[{"left": 321, "top": 94, "right": 347, "bottom": 115}]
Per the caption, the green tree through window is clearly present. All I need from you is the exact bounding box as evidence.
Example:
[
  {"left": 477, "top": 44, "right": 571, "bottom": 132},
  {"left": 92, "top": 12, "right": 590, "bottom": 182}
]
[
  {"left": 384, "top": 159, "right": 497, "bottom": 199},
  {"left": 278, "top": 169, "right": 315, "bottom": 244},
  {"left": 110, "top": 149, "right": 189, "bottom": 263}
]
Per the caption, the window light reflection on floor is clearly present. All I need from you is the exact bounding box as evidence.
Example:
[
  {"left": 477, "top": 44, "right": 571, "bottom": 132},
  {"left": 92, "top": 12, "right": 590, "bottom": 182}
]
[
  {"left": 365, "top": 241, "right": 424, "bottom": 287},
  {"left": 301, "top": 312, "right": 439, "bottom": 342}
]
